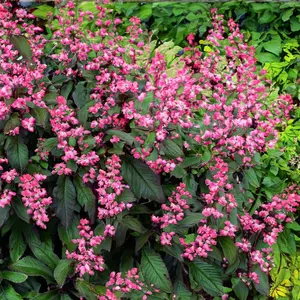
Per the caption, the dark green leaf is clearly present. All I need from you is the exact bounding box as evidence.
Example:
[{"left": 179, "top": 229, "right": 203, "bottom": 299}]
[
  {"left": 258, "top": 10, "right": 275, "bottom": 24},
  {"left": 27, "top": 240, "right": 59, "bottom": 270},
  {"left": 121, "top": 156, "right": 165, "bottom": 203},
  {"left": 54, "top": 176, "right": 76, "bottom": 227},
  {"left": 277, "top": 229, "right": 296, "bottom": 255},
  {"left": 291, "top": 16, "right": 300, "bottom": 31},
  {"left": 115, "top": 223, "right": 128, "bottom": 248},
  {"left": 251, "top": 265, "right": 269, "bottom": 295},
  {"left": 161, "top": 139, "right": 183, "bottom": 158},
  {"left": 282, "top": 8, "right": 294, "bottom": 22},
  {"left": 116, "top": 189, "right": 137, "bottom": 203},
  {"left": 11, "top": 256, "right": 54, "bottom": 282},
  {"left": 9, "top": 35, "right": 32, "bottom": 62},
  {"left": 138, "top": 5, "right": 152, "bottom": 20},
  {"left": 61, "top": 81, "right": 74, "bottom": 99},
  {"left": 219, "top": 237, "right": 238, "bottom": 265},
  {"left": 12, "top": 198, "right": 30, "bottom": 223},
  {"left": 178, "top": 213, "right": 204, "bottom": 228},
  {"left": 256, "top": 52, "right": 280, "bottom": 63},
  {"left": 31, "top": 290, "right": 60, "bottom": 300},
  {"left": 179, "top": 156, "right": 202, "bottom": 168},
  {"left": 43, "top": 138, "right": 58, "bottom": 151},
  {"left": 32, "top": 108, "right": 49, "bottom": 128},
  {"left": 232, "top": 277, "right": 249, "bottom": 300},
  {"left": 141, "top": 247, "right": 172, "bottom": 293},
  {"left": 174, "top": 280, "right": 194, "bottom": 299},
  {"left": 82, "top": 70, "right": 97, "bottom": 82},
  {"left": 4, "top": 113, "right": 20, "bottom": 134},
  {"left": 0, "top": 285, "right": 22, "bottom": 300},
  {"left": 9, "top": 228, "right": 26, "bottom": 263},
  {"left": 0, "top": 206, "right": 11, "bottom": 228},
  {"left": 244, "top": 168, "right": 260, "bottom": 188},
  {"left": 0, "top": 271, "right": 28, "bottom": 283},
  {"left": 58, "top": 216, "right": 80, "bottom": 252},
  {"left": 72, "top": 82, "right": 91, "bottom": 108},
  {"left": 73, "top": 176, "right": 95, "bottom": 220},
  {"left": 262, "top": 39, "right": 281, "bottom": 56},
  {"left": 5, "top": 137, "right": 28, "bottom": 172},
  {"left": 54, "top": 259, "right": 72, "bottom": 287},
  {"left": 76, "top": 279, "right": 105, "bottom": 300},
  {"left": 121, "top": 216, "right": 147, "bottom": 234},
  {"left": 189, "top": 260, "right": 224, "bottom": 296},
  {"left": 135, "top": 231, "right": 152, "bottom": 252},
  {"left": 106, "top": 129, "right": 135, "bottom": 146}
]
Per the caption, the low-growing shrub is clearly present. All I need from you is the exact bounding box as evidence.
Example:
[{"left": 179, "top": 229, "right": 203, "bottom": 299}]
[{"left": 0, "top": 1, "right": 299, "bottom": 299}]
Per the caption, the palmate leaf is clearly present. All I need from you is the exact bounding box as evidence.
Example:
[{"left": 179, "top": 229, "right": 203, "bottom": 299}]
[
  {"left": 141, "top": 247, "right": 172, "bottom": 293},
  {"left": 121, "top": 156, "right": 165, "bottom": 203},
  {"left": 53, "top": 176, "right": 76, "bottom": 227},
  {"left": 189, "top": 259, "right": 225, "bottom": 297}
]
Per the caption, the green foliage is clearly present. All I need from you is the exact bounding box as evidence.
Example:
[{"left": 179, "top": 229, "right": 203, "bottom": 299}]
[
  {"left": 140, "top": 247, "right": 172, "bottom": 293},
  {"left": 121, "top": 156, "right": 165, "bottom": 203},
  {"left": 1, "top": 1, "right": 299, "bottom": 300},
  {"left": 112, "top": 1, "right": 300, "bottom": 97}
]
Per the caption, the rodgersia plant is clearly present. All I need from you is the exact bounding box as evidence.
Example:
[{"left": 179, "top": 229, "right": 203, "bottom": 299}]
[{"left": 0, "top": 1, "right": 298, "bottom": 299}]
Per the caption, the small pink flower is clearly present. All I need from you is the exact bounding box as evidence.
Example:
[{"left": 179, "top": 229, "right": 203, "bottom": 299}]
[{"left": 22, "top": 117, "right": 36, "bottom": 132}]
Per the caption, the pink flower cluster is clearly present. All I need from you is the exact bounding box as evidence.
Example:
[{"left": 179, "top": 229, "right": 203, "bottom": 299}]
[
  {"left": 179, "top": 225, "right": 218, "bottom": 260},
  {"left": 0, "top": 189, "right": 16, "bottom": 208},
  {"left": 18, "top": 174, "right": 52, "bottom": 229},
  {"left": 66, "top": 219, "right": 113, "bottom": 277},
  {"left": 204, "top": 158, "right": 237, "bottom": 212},
  {"left": 152, "top": 183, "right": 191, "bottom": 229},
  {"left": 99, "top": 268, "right": 159, "bottom": 300},
  {"left": 96, "top": 155, "right": 132, "bottom": 219}
]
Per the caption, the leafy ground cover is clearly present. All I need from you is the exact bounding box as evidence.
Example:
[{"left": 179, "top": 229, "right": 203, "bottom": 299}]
[{"left": 0, "top": 1, "right": 299, "bottom": 299}]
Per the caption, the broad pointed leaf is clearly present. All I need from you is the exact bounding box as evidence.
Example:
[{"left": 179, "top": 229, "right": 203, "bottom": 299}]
[
  {"left": 73, "top": 176, "right": 95, "bottom": 220},
  {"left": 9, "top": 35, "right": 32, "bottom": 62},
  {"left": 189, "top": 260, "right": 224, "bottom": 297},
  {"left": 31, "top": 290, "right": 60, "bottom": 300},
  {"left": 54, "top": 259, "right": 72, "bottom": 287},
  {"left": 121, "top": 156, "right": 165, "bottom": 203},
  {"left": 54, "top": 176, "right": 76, "bottom": 227},
  {"left": 9, "top": 228, "right": 26, "bottom": 263},
  {"left": 0, "top": 285, "right": 22, "bottom": 300},
  {"left": 5, "top": 137, "right": 28, "bottom": 172},
  {"left": 11, "top": 256, "right": 54, "bottom": 282},
  {"left": 141, "top": 247, "right": 172, "bottom": 293},
  {"left": 0, "top": 271, "right": 28, "bottom": 283}
]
